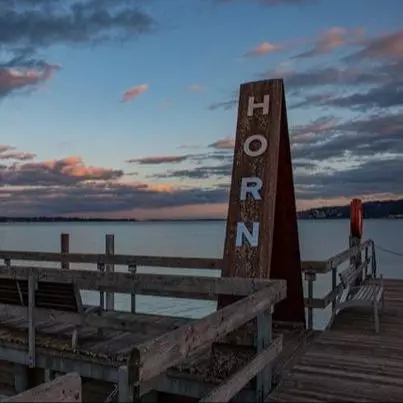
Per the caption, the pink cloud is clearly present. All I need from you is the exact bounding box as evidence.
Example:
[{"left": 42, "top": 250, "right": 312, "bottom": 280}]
[
  {"left": 243, "top": 41, "right": 282, "bottom": 57},
  {"left": 121, "top": 84, "right": 149, "bottom": 103},
  {"left": 208, "top": 137, "right": 235, "bottom": 149},
  {"left": 0, "top": 63, "right": 61, "bottom": 97},
  {"left": 349, "top": 29, "right": 403, "bottom": 61},
  {"left": 294, "top": 27, "right": 365, "bottom": 58}
]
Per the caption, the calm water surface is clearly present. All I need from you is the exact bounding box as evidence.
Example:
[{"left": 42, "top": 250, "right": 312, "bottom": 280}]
[{"left": 0, "top": 220, "right": 402, "bottom": 329}]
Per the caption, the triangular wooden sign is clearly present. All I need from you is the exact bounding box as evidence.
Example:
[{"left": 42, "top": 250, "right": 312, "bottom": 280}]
[{"left": 211, "top": 79, "right": 305, "bottom": 378}]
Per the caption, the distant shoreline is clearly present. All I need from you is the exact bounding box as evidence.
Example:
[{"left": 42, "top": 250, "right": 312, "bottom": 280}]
[{"left": 0, "top": 217, "right": 402, "bottom": 223}]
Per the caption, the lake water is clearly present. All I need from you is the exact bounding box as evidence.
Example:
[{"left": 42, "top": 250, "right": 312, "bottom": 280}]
[{"left": 0, "top": 219, "right": 402, "bottom": 329}]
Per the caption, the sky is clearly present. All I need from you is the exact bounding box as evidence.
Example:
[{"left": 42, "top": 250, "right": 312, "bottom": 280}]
[{"left": 1, "top": 0, "right": 403, "bottom": 219}]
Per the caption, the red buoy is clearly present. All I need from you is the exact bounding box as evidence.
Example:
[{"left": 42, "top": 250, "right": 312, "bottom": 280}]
[{"left": 350, "top": 198, "right": 363, "bottom": 238}]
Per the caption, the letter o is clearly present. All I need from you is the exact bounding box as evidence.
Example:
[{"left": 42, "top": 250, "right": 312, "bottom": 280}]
[{"left": 243, "top": 135, "right": 268, "bottom": 157}]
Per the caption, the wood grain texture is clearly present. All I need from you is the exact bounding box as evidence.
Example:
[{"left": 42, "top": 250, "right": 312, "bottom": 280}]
[
  {"left": 270, "top": 84, "right": 305, "bottom": 325},
  {"left": 128, "top": 280, "right": 286, "bottom": 384},
  {"left": 268, "top": 278, "right": 403, "bottom": 402},
  {"left": 200, "top": 336, "right": 283, "bottom": 402},
  {"left": 218, "top": 79, "right": 304, "bottom": 325},
  {"left": 0, "top": 265, "right": 282, "bottom": 300},
  {"left": 0, "top": 249, "right": 325, "bottom": 273},
  {"left": 4, "top": 373, "right": 81, "bottom": 402}
]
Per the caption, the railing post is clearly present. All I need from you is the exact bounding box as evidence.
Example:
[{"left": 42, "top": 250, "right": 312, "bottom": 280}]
[
  {"left": 128, "top": 264, "right": 137, "bottom": 313},
  {"left": 27, "top": 270, "right": 36, "bottom": 367},
  {"left": 349, "top": 235, "right": 362, "bottom": 285},
  {"left": 61, "top": 233, "right": 70, "bottom": 270},
  {"left": 364, "top": 245, "right": 369, "bottom": 278},
  {"left": 97, "top": 262, "right": 105, "bottom": 337},
  {"left": 118, "top": 365, "right": 133, "bottom": 402},
  {"left": 105, "top": 234, "right": 115, "bottom": 311},
  {"left": 256, "top": 307, "right": 273, "bottom": 402},
  {"left": 331, "top": 263, "right": 337, "bottom": 314},
  {"left": 304, "top": 272, "right": 316, "bottom": 330},
  {"left": 371, "top": 240, "right": 377, "bottom": 278}
]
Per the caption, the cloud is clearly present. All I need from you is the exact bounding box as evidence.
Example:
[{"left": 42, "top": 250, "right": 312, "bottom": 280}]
[
  {"left": 208, "top": 99, "right": 238, "bottom": 111},
  {"left": 291, "top": 116, "right": 338, "bottom": 145},
  {"left": 121, "top": 84, "right": 148, "bottom": 103},
  {"left": 293, "top": 27, "right": 364, "bottom": 59},
  {"left": 345, "top": 29, "right": 403, "bottom": 61},
  {"left": 0, "top": 150, "right": 229, "bottom": 216},
  {"left": 208, "top": 137, "right": 235, "bottom": 149},
  {"left": 0, "top": 145, "right": 36, "bottom": 161},
  {"left": 243, "top": 41, "right": 282, "bottom": 57},
  {"left": 0, "top": 62, "right": 61, "bottom": 98},
  {"left": 292, "top": 113, "right": 403, "bottom": 162},
  {"left": 1, "top": 155, "right": 123, "bottom": 187},
  {"left": 187, "top": 84, "right": 206, "bottom": 92},
  {"left": 0, "top": 0, "right": 155, "bottom": 49},
  {"left": 153, "top": 163, "right": 233, "bottom": 180},
  {"left": 214, "top": 0, "right": 316, "bottom": 6},
  {"left": 0, "top": 0, "right": 155, "bottom": 99},
  {"left": 127, "top": 155, "right": 189, "bottom": 165}
]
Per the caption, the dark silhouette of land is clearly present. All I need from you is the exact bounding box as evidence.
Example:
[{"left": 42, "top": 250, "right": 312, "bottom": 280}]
[{"left": 0, "top": 199, "right": 402, "bottom": 223}]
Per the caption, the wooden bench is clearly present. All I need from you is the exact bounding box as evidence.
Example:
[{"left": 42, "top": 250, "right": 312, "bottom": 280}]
[
  {"left": 330, "top": 263, "right": 384, "bottom": 332},
  {"left": 0, "top": 278, "right": 102, "bottom": 349}
]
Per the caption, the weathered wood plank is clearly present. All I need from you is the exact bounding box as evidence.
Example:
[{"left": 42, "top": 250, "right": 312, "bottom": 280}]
[
  {"left": 327, "top": 239, "right": 372, "bottom": 268},
  {"left": 128, "top": 280, "right": 286, "bottom": 383},
  {"left": 0, "top": 249, "right": 326, "bottom": 273},
  {"left": 0, "top": 265, "right": 282, "bottom": 299},
  {"left": 0, "top": 303, "right": 193, "bottom": 334},
  {"left": 268, "top": 277, "right": 403, "bottom": 402},
  {"left": 4, "top": 373, "right": 81, "bottom": 402},
  {"left": 200, "top": 336, "right": 283, "bottom": 402},
  {"left": 0, "top": 251, "right": 221, "bottom": 269}
]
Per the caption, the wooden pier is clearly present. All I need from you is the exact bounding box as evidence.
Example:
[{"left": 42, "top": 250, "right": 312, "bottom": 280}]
[
  {"left": 0, "top": 78, "right": 401, "bottom": 402},
  {"left": 0, "top": 233, "right": 398, "bottom": 402}
]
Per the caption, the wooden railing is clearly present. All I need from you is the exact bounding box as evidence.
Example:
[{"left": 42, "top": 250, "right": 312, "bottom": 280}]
[
  {"left": 0, "top": 233, "right": 377, "bottom": 401},
  {"left": 302, "top": 238, "right": 376, "bottom": 329},
  {"left": 0, "top": 233, "right": 376, "bottom": 329},
  {"left": 0, "top": 249, "right": 287, "bottom": 402},
  {"left": 3, "top": 373, "right": 81, "bottom": 402}
]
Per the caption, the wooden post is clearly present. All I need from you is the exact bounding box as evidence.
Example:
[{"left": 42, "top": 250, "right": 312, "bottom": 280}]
[
  {"left": 350, "top": 199, "right": 363, "bottom": 286},
  {"left": 27, "top": 272, "right": 36, "bottom": 368},
  {"left": 129, "top": 264, "right": 137, "bottom": 313},
  {"left": 61, "top": 233, "right": 70, "bottom": 270},
  {"left": 212, "top": 79, "right": 305, "bottom": 378},
  {"left": 97, "top": 262, "right": 105, "bottom": 337},
  {"left": 118, "top": 366, "right": 133, "bottom": 402},
  {"left": 105, "top": 234, "right": 115, "bottom": 311}
]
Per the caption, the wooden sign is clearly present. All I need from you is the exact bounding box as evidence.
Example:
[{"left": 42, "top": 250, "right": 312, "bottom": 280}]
[
  {"left": 211, "top": 79, "right": 305, "bottom": 380},
  {"left": 217, "top": 78, "right": 305, "bottom": 325}
]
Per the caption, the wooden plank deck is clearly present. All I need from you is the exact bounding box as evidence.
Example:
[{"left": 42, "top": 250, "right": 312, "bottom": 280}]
[
  {"left": 267, "top": 278, "right": 403, "bottom": 402},
  {"left": 0, "top": 311, "right": 193, "bottom": 365}
]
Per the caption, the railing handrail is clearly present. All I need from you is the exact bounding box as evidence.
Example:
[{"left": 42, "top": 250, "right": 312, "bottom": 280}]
[
  {"left": 304, "top": 238, "right": 376, "bottom": 329},
  {"left": 127, "top": 280, "right": 286, "bottom": 385},
  {"left": 0, "top": 249, "right": 325, "bottom": 272}
]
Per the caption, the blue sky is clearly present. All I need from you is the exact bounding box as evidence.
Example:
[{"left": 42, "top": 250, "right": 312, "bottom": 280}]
[{"left": 1, "top": 0, "right": 403, "bottom": 218}]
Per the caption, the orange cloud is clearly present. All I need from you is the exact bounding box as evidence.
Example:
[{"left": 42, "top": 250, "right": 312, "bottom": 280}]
[
  {"left": 0, "top": 63, "right": 61, "bottom": 97},
  {"left": 121, "top": 84, "right": 148, "bottom": 103},
  {"left": 349, "top": 29, "right": 403, "bottom": 61},
  {"left": 294, "top": 27, "right": 365, "bottom": 58},
  {"left": 243, "top": 41, "right": 282, "bottom": 57},
  {"left": 208, "top": 137, "right": 235, "bottom": 150}
]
